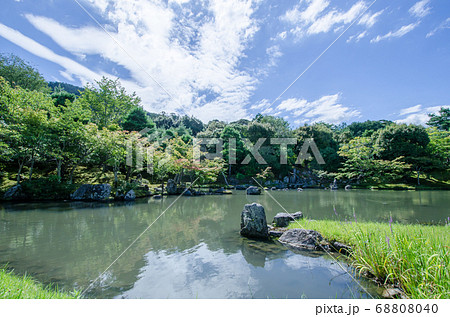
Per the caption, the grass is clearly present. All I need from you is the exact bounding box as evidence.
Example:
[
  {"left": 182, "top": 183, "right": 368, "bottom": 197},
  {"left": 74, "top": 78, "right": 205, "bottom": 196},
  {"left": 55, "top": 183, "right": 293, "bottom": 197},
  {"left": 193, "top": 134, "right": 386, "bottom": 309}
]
[
  {"left": 288, "top": 219, "right": 450, "bottom": 299},
  {"left": 0, "top": 267, "right": 79, "bottom": 299}
]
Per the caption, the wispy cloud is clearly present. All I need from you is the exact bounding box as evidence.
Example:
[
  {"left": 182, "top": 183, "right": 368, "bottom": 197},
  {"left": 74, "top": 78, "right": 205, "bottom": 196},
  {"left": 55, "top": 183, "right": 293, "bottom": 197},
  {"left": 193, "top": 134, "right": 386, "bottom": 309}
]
[
  {"left": 427, "top": 17, "right": 450, "bottom": 38},
  {"left": 277, "top": 94, "right": 361, "bottom": 125},
  {"left": 409, "top": 0, "right": 431, "bottom": 19},
  {"left": 8, "top": 0, "right": 265, "bottom": 122},
  {"left": 0, "top": 23, "right": 104, "bottom": 84},
  {"left": 395, "top": 104, "right": 444, "bottom": 125},
  {"left": 280, "top": 0, "right": 371, "bottom": 40},
  {"left": 370, "top": 22, "right": 420, "bottom": 43}
]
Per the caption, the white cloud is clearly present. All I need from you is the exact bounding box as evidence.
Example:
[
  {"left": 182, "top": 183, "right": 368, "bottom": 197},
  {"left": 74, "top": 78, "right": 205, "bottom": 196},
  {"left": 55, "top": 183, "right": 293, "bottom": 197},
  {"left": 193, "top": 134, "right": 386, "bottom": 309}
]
[
  {"left": 426, "top": 17, "right": 450, "bottom": 38},
  {"left": 370, "top": 22, "right": 420, "bottom": 43},
  {"left": 250, "top": 98, "right": 270, "bottom": 110},
  {"left": 280, "top": 0, "right": 370, "bottom": 40},
  {"left": 266, "top": 45, "right": 282, "bottom": 67},
  {"left": 358, "top": 9, "right": 384, "bottom": 28},
  {"left": 0, "top": 23, "right": 105, "bottom": 85},
  {"left": 409, "top": 0, "right": 431, "bottom": 19},
  {"left": 16, "top": 0, "right": 263, "bottom": 122},
  {"left": 395, "top": 104, "right": 445, "bottom": 125},
  {"left": 276, "top": 94, "right": 360, "bottom": 124},
  {"left": 347, "top": 30, "right": 367, "bottom": 43}
]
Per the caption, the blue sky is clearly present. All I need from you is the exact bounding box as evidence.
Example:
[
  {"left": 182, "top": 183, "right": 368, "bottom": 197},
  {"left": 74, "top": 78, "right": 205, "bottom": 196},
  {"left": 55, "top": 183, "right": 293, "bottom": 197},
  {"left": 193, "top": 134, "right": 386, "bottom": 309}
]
[{"left": 1, "top": 0, "right": 449, "bottom": 126}]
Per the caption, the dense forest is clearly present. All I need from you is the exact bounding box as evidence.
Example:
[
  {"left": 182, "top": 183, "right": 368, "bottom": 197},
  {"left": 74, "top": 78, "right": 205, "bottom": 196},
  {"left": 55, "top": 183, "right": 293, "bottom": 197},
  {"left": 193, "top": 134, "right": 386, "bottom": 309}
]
[{"left": 1, "top": 53, "right": 449, "bottom": 199}]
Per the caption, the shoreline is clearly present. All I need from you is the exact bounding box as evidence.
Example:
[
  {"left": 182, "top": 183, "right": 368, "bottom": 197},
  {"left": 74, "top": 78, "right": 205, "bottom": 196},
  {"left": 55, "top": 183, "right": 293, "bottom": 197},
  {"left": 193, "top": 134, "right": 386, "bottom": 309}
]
[{"left": 286, "top": 219, "right": 449, "bottom": 299}]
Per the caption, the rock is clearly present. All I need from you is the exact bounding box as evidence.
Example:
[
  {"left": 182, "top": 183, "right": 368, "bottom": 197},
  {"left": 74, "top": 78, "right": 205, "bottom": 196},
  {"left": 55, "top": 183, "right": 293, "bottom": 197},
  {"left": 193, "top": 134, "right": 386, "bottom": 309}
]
[
  {"left": 331, "top": 241, "right": 352, "bottom": 255},
  {"left": 70, "top": 184, "right": 92, "bottom": 200},
  {"left": 381, "top": 288, "right": 404, "bottom": 299},
  {"left": 283, "top": 176, "right": 289, "bottom": 183},
  {"left": 183, "top": 189, "right": 193, "bottom": 196},
  {"left": 271, "top": 187, "right": 277, "bottom": 190},
  {"left": 273, "top": 211, "right": 303, "bottom": 227},
  {"left": 297, "top": 188, "right": 303, "bottom": 191},
  {"left": 222, "top": 190, "right": 233, "bottom": 195},
  {"left": 279, "top": 229, "right": 324, "bottom": 251},
  {"left": 240, "top": 203, "right": 269, "bottom": 239},
  {"left": 3, "top": 184, "right": 25, "bottom": 200},
  {"left": 90, "top": 184, "right": 112, "bottom": 201},
  {"left": 246, "top": 186, "right": 261, "bottom": 195},
  {"left": 292, "top": 211, "right": 303, "bottom": 220},
  {"left": 345, "top": 185, "right": 352, "bottom": 190},
  {"left": 235, "top": 185, "right": 247, "bottom": 190},
  {"left": 124, "top": 190, "right": 136, "bottom": 201},
  {"left": 273, "top": 213, "right": 293, "bottom": 227},
  {"left": 153, "top": 195, "right": 162, "bottom": 199},
  {"left": 269, "top": 229, "right": 286, "bottom": 237},
  {"left": 166, "top": 179, "right": 177, "bottom": 195},
  {"left": 71, "top": 184, "right": 111, "bottom": 201}
]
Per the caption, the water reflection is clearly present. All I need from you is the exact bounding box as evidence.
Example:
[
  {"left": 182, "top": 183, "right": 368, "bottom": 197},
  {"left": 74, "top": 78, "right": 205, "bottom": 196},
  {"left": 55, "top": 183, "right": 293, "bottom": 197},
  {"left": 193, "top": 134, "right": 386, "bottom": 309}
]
[{"left": 0, "top": 190, "right": 448, "bottom": 298}]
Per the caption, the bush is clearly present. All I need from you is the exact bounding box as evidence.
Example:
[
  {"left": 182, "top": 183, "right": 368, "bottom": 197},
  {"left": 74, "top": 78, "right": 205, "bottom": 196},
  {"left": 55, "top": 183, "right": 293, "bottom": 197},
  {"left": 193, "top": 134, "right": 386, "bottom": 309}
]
[{"left": 20, "top": 176, "right": 78, "bottom": 200}]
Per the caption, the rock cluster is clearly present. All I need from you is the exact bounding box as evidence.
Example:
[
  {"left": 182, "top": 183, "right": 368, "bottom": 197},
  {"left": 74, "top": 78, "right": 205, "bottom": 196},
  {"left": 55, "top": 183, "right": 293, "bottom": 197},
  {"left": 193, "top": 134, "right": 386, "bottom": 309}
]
[{"left": 70, "top": 184, "right": 111, "bottom": 201}]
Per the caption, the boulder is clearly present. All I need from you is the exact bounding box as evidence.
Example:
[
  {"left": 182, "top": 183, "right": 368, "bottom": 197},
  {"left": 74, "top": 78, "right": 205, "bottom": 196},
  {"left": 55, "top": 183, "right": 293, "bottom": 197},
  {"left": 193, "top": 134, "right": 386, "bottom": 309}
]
[
  {"left": 90, "top": 184, "right": 112, "bottom": 201},
  {"left": 246, "top": 186, "right": 261, "bottom": 195},
  {"left": 240, "top": 203, "right": 269, "bottom": 239},
  {"left": 183, "top": 189, "right": 193, "bottom": 196},
  {"left": 331, "top": 241, "right": 352, "bottom": 255},
  {"left": 273, "top": 211, "right": 303, "bottom": 227},
  {"left": 124, "top": 190, "right": 136, "bottom": 201},
  {"left": 273, "top": 213, "right": 293, "bottom": 227},
  {"left": 166, "top": 179, "right": 178, "bottom": 195},
  {"left": 153, "top": 195, "right": 162, "bottom": 199},
  {"left": 345, "top": 185, "right": 352, "bottom": 190},
  {"left": 278, "top": 228, "right": 325, "bottom": 251},
  {"left": 71, "top": 184, "right": 111, "bottom": 201},
  {"left": 235, "top": 185, "right": 247, "bottom": 190},
  {"left": 3, "top": 184, "right": 25, "bottom": 200}
]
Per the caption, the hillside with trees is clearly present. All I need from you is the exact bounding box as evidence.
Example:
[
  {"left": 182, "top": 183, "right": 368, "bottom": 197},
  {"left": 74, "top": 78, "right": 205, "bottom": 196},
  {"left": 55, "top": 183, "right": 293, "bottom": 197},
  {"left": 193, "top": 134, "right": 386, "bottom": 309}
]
[{"left": 1, "top": 53, "right": 449, "bottom": 200}]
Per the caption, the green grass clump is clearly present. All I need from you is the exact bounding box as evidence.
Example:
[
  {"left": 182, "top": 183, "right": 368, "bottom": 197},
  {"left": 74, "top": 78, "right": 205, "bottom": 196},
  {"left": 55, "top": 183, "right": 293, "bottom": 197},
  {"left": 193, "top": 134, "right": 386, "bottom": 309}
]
[
  {"left": 0, "top": 268, "right": 79, "bottom": 299},
  {"left": 288, "top": 219, "right": 449, "bottom": 299}
]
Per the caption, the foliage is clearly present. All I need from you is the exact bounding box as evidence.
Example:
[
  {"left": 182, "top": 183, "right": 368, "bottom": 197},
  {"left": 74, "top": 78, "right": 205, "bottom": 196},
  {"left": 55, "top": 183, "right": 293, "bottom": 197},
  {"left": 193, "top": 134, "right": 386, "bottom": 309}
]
[
  {"left": 427, "top": 107, "right": 450, "bottom": 131},
  {"left": 0, "top": 267, "right": 79, "bottom": 299},
  {"left": 0, "top": 54, "right": 49, "bottom": 92},
  {"left": 76, "top": 77, "right": 141, "bottom": 129},
  {"left": 122, "top": 107, "right": 155, "bottom": 133},
  {"left": 48, "top": 81, "right": 83, "bottom": 95},
  {"left": 337, "top": 137, "right": 410, "bottom": 183}
]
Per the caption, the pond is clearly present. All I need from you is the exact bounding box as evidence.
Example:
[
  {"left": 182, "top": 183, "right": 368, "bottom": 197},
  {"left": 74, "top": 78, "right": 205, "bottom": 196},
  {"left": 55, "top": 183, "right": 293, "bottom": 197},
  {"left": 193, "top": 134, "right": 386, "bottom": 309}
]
[{"left": 0, "top": 189, "right": 448, "bottom": 298}]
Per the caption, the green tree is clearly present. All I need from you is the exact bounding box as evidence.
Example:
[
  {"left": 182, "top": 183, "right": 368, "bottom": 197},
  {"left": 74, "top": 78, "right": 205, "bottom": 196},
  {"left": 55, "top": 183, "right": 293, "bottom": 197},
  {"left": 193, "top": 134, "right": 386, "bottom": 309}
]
[
  {"left": 337, "top": 137, "right": 410, "bottom": 184},
  {"left": 122, "top": 107, "right": 155, "bottom": 133},
  {"left": 77, "top": 77, "right": 141, "bottom": 129},
  {"left": 0, "top": 54, "right": 49, "bottom": 92},
  {"left": 427, "top": 107, "right": 450, "bottom": 131}
]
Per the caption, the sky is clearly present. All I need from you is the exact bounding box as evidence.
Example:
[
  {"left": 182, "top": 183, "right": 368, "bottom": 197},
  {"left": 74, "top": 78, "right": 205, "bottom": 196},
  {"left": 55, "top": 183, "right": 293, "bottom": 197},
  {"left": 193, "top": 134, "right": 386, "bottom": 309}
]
[{"left": 0, "top": 0, "right": 449, "bottom": 126}]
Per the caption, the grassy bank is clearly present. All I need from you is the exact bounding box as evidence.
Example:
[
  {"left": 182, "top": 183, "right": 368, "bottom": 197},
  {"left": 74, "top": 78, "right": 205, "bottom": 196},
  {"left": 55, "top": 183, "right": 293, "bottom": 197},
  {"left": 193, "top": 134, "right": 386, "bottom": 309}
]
[
  {"left": 288, "top": 219, "right": 449, "bottom": 299},
  {"left": 0, "top": 268, "right": 79, "bottom": 299}
]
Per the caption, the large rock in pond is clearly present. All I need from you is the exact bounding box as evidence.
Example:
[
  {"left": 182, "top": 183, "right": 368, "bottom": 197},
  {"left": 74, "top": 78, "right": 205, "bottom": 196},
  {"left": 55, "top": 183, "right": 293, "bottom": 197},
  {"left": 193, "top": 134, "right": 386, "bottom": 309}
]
[
  {"left": 246, "top": 186, "right": 261, "bottom": 195},
  {"left": 240, "top": 203, "right": 268, "bottom": 239},
  {"left": 3, "top": 184, "right": 25, "bottom": 200},
  {"left": 273, "top": 211, "right": 303, "bottom": 227},
  {"left": 124, "top": 190, "right": 136, "bottom": 201},
  {"left": 166, "top": 179, "right": 185, "bottom": 195},
  {"left": 278, "top": 228, "right": 325, "bottom": 251},
  {"left": 71, "top": 184, "right": 111, "bottom": 201}
]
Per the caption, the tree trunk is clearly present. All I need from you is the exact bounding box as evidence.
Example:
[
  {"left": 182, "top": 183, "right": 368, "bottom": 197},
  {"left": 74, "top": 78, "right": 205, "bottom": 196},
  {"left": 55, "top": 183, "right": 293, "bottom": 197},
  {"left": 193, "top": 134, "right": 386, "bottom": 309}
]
[
  {"left": 17, "top": 161, "right": 24, "bottom": 184},
  {"left": 114, "top": 168, "right": 118, "bottom": 186},
  {"left": 57, "top": 160, "right": 63, "bottom": 182},
  {"left": 28, "top": 158, "right": 35, "bottom": 180},
  {"left": 69, "top": 164, "right": 77, "bottom": 184},
  {"left": 125, "top": 166, "right": 132, "bottom": 182}
]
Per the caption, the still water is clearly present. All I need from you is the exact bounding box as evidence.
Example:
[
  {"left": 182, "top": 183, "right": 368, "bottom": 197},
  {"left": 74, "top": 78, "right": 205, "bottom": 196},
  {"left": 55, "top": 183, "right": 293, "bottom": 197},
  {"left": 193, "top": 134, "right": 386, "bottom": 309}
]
[{"left": 0, "top": 190, "right": 448, "bottom": 298}]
